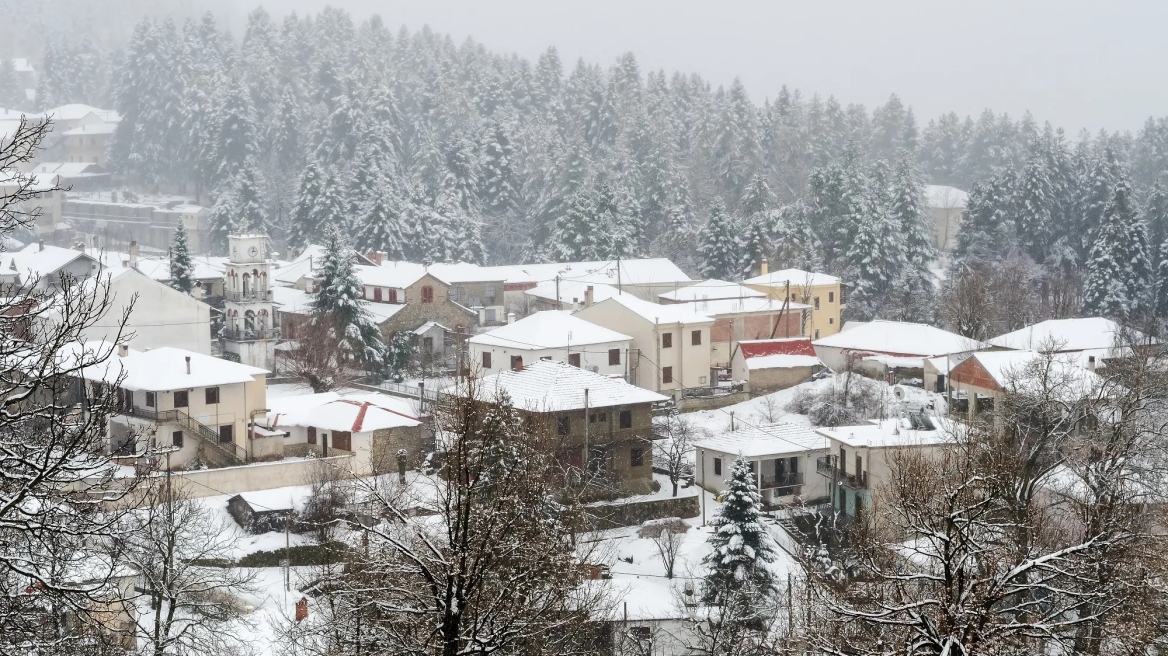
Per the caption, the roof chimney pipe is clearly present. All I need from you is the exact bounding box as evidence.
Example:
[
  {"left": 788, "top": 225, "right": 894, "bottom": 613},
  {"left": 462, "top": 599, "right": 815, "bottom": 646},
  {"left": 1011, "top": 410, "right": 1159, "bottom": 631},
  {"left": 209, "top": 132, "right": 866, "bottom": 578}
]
[
  {"left": 37, "top": 240, "right": 43, "bottom": 252},
  {"left": 185, "top": 355, "right": 191, "bottom": 374},
  {"left": 584, "top": 285, "right": 594, "bottom": 309},
  {"left": 118, "top": 344, "right": 129, "bottom": 358},
  {"left": 507, "top": 311, "right": 515, "bottom": 325},
  {"left": 759, "top": 257, "right": 769, "bottom": 276},
  {"left": 1087, "top": 355, "right": 1096, "bottom": 372},
  {"left": 128, "top": 240, "right": 139, "bottom": 269}
]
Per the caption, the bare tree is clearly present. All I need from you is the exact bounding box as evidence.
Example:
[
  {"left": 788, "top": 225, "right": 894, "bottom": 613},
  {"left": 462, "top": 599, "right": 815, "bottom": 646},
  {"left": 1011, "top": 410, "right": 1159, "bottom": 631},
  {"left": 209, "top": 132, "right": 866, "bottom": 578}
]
[
  {"left": 0, "top": 116, "right": 141, "bottom": 653},
  {"left": 656, "top": 410, "right": 702, "bottom": 497},
  {"left": 639, "top": 517, "right": 689, "bottom": 579},
  {"left": 284, "top": 379, "right": 612, "bottom": 656},
  {"left": 110, "top": 477, "right": 257, "bottom": 656},
  {"left": 940, "top": 263, "right": 995, "bottom": 339}
]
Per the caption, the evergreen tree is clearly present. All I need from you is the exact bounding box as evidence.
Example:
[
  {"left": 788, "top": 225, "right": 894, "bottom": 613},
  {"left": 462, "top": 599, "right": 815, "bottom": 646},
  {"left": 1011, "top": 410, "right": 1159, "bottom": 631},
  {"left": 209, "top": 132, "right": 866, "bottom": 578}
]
[
  {"left": 551, "top": 188, "right": 600, "bottom": 261},
  {"left": 169, "top": 223, "right": 195, "bottom": 294},
  {"left": 206, "top": 181, "right": 239, "bottom": 253},
  {"left": 770, "top": 202, "right": 825, "bottom": 272},
  {"left": 1084, "top": 180, "right": 1152, "bottom": 321},
  {"left": 356, "top": 182, "right": 406, "bottom": 259},
  {"left": 950, "top": 171, "right": 1017, "bottom": 270},
  {"left": 704, "top": 456, "right": 774, "bottom": 596},
  {"left": 385, "top": 331, "right": 412, "bottom": 383},
  {"left": 887, "top": 155, "right": 937, "bottom": 322},
  {"left": 234, "top": 158, "right": 268, "bottom": 234},
  {"left": 288, "top": 159, "right": 324, "bottom": 252},
  {"left": 1013, "top": 154, "right": 1056, "bottom": 264},
  {"left": 843, "top": 187, "right": 903, "bottom": 321},
  {"left": 0, "top": 58, "right": 23, "bottom": 109},
  {"left": 213, "top": 69, "right": 258, "bottom": 189},
  {"left": 479, "top": 119, "right": 518, "bottom": 215},
  {"left": 699, "top": 198, "right": 741, "bottom": 280},
  {"left": 311, "top": 228, "right": 386, "bottom": 368},
  {"left": 456, "top": 214, "right": 487, "bottom": 265}
]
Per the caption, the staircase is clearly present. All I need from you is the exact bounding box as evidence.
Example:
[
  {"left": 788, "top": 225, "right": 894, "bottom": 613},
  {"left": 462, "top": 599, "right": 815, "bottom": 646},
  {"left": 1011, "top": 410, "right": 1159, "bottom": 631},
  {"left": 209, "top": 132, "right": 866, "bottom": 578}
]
[{"left": 123, "top": 406, "right": 246, "bottom": 466}]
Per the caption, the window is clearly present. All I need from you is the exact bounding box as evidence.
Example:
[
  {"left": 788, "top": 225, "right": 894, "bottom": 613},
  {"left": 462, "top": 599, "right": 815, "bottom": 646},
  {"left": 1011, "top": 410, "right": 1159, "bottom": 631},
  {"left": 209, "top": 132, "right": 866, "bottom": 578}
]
[
  {"left": 714, "top": 457, "right": 722, "bottom": 476},
  {"left": 172, "top": 431, "right": 183, "bottom": 448},
  {"left": 485, "top": 308, "right": 497, "bottom": 323},
  {"left": 486, "top": 284, "right": 497, "bottom": 299},
  {"left": 608, "top": 348, "right": 621, "bottom": 365},
  {"left": 374, "top": 287, "right": 383, "bottom": 302},
  {"left": 630, "top": 448, "right": 644, "bottom": 467},
  {"left": 691, "top": 330, "right": 702, "bottom": 346},
  {"left": 389, "top": 289, "right": 399, "bottom": 303},
  {"left": 333, "top": 431, "right": 352, "bottom": 451},
  {"left": 557, "top": 416, "right": 571, "bottom": 436},
  {"left": 661, "top": 332, "right": 673, "bottom": 348},
  {"left": 205, "top": 387, "right": 220, "bottom": 404},
  {"left": 218, "top": 424, "right": 233, "bottom": 444},
  {"left": 619, "top": 410, "right": 632, "bottom": 429},
  {"left": 662, "top": 367, "right": 673, "bottom": 384},
  {"left": 423, "top": 336, "right": 434, "bottom": 352},
  {"left": 420, "top": 286, "right": 434, "bottom": 303},
  {"left": 829, "top": 317, "right": 834, "bottom": 325},
  {"left": 307, "top": 426, "right": 317, "bottom": 445},
  {"left": 814, "top": 296, "right": 821, "bottom": 310},
  {"left": 173, "top": 390, "right": 189, "bottom": 408},
  {"left": 145, "top": 391, "right": 155, "bottom": 408},
  {"left": 568, "top": 353, "right": 581, "bottom": 367},
  {"left": 590, "top": 411, "right": 608, "bottom": 424},
  {"left": 511, "top": 355, "right": 523, "bottom": 370},
  {"left": 829, "top": 291, "right": 835, "bottom": 303},
  {"left": 482, "top": 352, "right": 492, "bottom": 369}
]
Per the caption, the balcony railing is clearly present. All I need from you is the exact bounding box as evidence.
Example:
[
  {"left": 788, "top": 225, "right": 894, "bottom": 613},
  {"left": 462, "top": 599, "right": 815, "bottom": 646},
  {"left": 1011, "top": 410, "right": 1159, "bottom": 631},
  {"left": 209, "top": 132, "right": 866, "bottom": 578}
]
[
  {"left": 225, "top": 290, "right": 272, "bottom": 302},
  {"left": 816, "top": 456, "right": 868, "bottom": 489},
  {"left": 760, "top": 471, "right": 805, "bottom": 489},
  {"left": 120, "top": 405, "right": 246, "bottom": 464},
  {"left": 222, "top": 328, "right": 279, "bottom": 341}
]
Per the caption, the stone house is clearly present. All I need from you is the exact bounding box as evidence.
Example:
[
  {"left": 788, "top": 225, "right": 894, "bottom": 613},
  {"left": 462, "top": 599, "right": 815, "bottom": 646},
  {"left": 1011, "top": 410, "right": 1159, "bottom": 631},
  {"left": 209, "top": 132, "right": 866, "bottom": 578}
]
[
  {"left": 730, "top": 337, "right": 824, "bottom": 394},
  {"left": 448, "top": 360, "right": 669, "bottom": 494}
]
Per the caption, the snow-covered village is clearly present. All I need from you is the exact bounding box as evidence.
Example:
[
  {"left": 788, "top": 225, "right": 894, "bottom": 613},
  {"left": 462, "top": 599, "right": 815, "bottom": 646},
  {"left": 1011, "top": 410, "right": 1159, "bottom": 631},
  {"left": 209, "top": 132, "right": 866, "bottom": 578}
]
[{"left": 1, "top": 1, "right": 1167, "bottom": 654}]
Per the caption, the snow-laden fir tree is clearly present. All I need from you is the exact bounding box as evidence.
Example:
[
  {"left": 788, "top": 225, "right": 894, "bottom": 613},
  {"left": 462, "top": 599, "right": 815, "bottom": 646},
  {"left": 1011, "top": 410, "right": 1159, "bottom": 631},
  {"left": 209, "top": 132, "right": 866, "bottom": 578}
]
[
  {"left": 739, "top": 210, "right": 772, "bottom": 279},
  {"left": 311, "top": 228, "right": 386, "bottom": 369},
  {"left": 770, "top": 201, "right": 825, "bottom": 272},
  {"left": 356, "top": 182, "right": 405, "bottom": 259},
  {"left": 1074, "top": 146, "right": 1120, "bottom": 264},
  {"left": 887, "top": 155, "right": 938, "bottom": 322},
  {"left": 169, "top": 222, "right": 194, "bottom": 294},
  {"left": 1014, "top": 153, "right": 1056, "bottom": 264},
  {"left": 288, "top": 159, "right": 324, "bottom": 252},
  {"left": 384, "top": 331, "right": 412, "bottom": 383},
  {"left": 206, "top": 181, "right": 239, "bottom": 252},
  {"left": 699, "top": 197, "right": 741, "bottom": 280},
  {"left": 704, "top": 455, "right": 775, "bottom": 596},
  {"left": 234, "top": 158, "right": 268, "bottom": 234},
  {"left": 1084, "top": 179, "right": 1152, "bottom": 321},
  {"left": 552, "top": 188, "right": 600, "bottom": 262},
  {"left": 843, "top": 188, "right": 903, "bottom": 321},
  {"left": 456, "top": 214, "right": 487, "bottom": 265},
  {"left": 310, "top": 168, "right": 350, "bottom": 237},
  {"left": 949, "top": 170, "right": 1016, "bottom": 271}
]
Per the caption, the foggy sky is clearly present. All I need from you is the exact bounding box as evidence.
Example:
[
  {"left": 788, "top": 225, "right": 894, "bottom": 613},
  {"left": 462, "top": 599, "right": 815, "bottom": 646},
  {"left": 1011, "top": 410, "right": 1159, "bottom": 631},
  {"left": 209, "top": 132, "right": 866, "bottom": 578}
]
[{"left": 246, "top": 0, "right": 1167, "bottom": 135}]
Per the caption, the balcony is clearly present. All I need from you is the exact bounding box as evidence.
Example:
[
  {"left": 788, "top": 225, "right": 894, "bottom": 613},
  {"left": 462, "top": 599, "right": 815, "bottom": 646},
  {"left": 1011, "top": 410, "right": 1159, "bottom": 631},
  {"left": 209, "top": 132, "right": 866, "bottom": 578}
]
[
  {"left": 816, "top": 456, "right": 868, "bottom": 489},
  {"left": 760, "top": 471, "right": 805, "bottom": 489},
  {"left": 225, "top": 290, "right": 272, "bottom": 303},
  {"left": 222, "top": 327, "right": 279, "bottom": 341}
]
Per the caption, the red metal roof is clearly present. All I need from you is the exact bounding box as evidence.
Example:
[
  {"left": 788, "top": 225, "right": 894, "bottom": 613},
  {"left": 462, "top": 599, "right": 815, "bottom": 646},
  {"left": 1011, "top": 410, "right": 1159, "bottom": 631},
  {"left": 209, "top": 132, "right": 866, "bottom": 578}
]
[{"left": 739, "top": 338, "right": 817, "bottom": 359}]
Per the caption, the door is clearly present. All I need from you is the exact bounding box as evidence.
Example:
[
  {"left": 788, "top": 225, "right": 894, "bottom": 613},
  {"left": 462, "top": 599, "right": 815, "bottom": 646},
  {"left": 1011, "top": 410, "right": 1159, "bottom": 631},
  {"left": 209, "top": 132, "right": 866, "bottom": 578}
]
[
  {"left": 307, "top": 426, "right": 316, "bottom": 445},
  {"left": 218, "top": 424, "right": 233, "bottom": 444}
]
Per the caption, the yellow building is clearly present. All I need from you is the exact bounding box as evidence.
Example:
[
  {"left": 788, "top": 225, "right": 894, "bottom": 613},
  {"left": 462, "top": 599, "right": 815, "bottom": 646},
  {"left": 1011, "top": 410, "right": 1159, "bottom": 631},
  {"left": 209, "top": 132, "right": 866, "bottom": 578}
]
[{"left": 743, "top": 266, "right": 844, "bottom": 339}]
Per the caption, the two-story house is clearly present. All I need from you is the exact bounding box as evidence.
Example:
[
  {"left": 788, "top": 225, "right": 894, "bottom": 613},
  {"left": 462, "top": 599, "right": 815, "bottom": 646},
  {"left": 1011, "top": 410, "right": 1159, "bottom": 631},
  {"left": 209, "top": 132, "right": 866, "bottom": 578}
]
[
  {"left": 468, "top": 310, "right": 633, "bottom": 378},
  {"left": 80, "top": 344, "right": 272, "bottom": 469},
  {"left": 815, "top": 414, "right": 957, "bottom": 518},
  {"left": 446, "top": 359, "right": 669, "bottom": 494},
  {"left": 694, "top": 422, "right": 828, "bottom": 508},
  {"left": 744, "top": 266, "right": 844, "bottom": 339}
]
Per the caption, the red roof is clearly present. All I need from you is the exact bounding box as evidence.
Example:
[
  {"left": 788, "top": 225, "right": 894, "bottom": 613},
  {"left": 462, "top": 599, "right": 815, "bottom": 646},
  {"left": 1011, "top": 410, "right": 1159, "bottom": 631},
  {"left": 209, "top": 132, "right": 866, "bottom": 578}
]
[{"left": 739, "top": 338, "right": 817, "bottom": 359}]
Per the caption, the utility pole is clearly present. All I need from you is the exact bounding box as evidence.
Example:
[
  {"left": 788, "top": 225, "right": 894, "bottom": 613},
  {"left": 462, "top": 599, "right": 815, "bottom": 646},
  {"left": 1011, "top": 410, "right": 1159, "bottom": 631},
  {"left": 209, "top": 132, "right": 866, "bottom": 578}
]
[
  {"left": 555, "top": 274, "right": 562, "bottom": 310},
  {"left": 616, "top": 257, "right": 622, "bottom": 295},
  {"left": 583, "top": 388, "right": 590, "bottom": 477}
]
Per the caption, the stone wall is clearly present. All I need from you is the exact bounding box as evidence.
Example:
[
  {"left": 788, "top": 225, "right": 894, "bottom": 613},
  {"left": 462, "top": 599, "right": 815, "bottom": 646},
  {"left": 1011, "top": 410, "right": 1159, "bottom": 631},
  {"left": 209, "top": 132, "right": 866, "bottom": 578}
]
[
  {"left": 677, "top": 391, "right": 750, "bottom": 412},
  {"left": 585, "top": 494, "right": 700, "bottom": 530}
]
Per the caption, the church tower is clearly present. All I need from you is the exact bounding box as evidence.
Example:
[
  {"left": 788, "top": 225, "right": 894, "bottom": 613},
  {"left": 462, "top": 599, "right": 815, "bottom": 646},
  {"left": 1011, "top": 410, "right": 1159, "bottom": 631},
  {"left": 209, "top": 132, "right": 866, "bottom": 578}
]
[{"left": 222, "top": 233, "right": 276, "bottom": 369}]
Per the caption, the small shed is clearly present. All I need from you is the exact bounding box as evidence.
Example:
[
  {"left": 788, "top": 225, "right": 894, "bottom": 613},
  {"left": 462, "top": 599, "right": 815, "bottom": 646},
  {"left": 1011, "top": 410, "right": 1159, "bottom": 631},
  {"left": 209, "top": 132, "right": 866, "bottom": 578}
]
[
  {"left": 731, "top": 337, "right": 823, "bottom": 395},
  {"left": 227, "top": 493, "right": 296, "bottom": 534}
]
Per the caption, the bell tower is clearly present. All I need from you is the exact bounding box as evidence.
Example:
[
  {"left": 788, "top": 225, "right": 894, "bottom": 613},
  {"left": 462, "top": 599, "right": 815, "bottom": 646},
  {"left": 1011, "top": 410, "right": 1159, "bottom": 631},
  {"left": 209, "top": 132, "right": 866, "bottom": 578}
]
[{"left": 222, "top": 233, "right": 276, "bottom": 369}]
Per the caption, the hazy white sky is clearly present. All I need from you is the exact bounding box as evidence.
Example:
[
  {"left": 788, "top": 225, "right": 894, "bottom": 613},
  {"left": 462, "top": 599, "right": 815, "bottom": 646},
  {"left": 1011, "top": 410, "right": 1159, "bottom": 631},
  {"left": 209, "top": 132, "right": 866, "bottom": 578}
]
[{"left": 249, "top": 0, "right": 1167, "bottom": 134}]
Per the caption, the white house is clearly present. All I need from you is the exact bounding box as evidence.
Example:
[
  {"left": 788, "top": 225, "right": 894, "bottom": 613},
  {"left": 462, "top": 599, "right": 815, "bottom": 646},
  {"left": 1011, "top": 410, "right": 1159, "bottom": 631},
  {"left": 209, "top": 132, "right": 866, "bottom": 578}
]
[
  {"left": 657, "top": 278, "right": 765, "bottom": 304},
  {"left": 988, "top": 317, "right": 1155, "bottom": 357},
  {"left": 812, "top": 320, "right": 987, "bottom": 376},
  {"left": 694, "top": 422, "right": 828, "bottom": 507},
  {"left": 468, "top": 310, "right": 633, "bottom": 377},
  {"left": 83, "top": 266, "right": 212, "bottom": 354},
  {"left": 264, "top": 391, "right": 424, "bottom": 475}
]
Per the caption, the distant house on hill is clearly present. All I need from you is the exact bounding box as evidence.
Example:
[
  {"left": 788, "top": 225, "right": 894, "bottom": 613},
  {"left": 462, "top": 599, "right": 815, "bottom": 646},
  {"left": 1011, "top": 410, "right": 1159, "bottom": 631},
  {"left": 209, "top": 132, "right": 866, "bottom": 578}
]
[
  {"left": 925, "top": 184, "right": 969, "bottom": 253},
  {"left": 730, "top": 337, "right": 824, "bottom": 395}
]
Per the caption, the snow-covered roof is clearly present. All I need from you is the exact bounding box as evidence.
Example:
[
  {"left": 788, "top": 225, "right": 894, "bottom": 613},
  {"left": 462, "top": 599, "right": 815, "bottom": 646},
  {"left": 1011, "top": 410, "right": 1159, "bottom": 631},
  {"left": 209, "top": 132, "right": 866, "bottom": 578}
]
[
  {"left": 477, "top": 258, "right": 692, "bottom": 287},
  {"left": 356, "top": 262, "right": 446, "bottom": 288},
  {"left": 817, "top": 416, "right": 959, "bottom": 449},
  {"left": 450, "top": 359, "right": 668, "bottom": 411},
  {"left": 924, "top": 184, "right": 969, "bottom": 209},
  {"left": 743, "top": 268, "right": 841, "bottom": 287},
  {"left": 956, "top": 350, "right": 1101, "bottom": 395},
  {"left": 739, "top": 338, "right": 823, "bottom": 371},
  {"left": 31, "top": 162, "right": 107, "bottom": 177},
  {"left": 813, "top": 320, "right": 988, "bottom": 357},
  {"left": 412, "top": 320, "right": 448, "bottom": 336},
  {"left": 658, "top": 279, "right": 766, "bottom": 302},
  {"left": 11, "top": 58, "right": 32, "bottom": 73},
  {"left": 76, "top": 344, "right": 268, "bottom": 391},
  {"left": 592, "top": 293, "right": 714, "bottom": 325},
  {"left": 690, "top": 296, "right": 811, "bottom": 316},
  {"left": 267, "top": 391, "right": 420, "bottom": 433},
  {"left": 1, "top": 243, "right": 93, "bottom": 279},
  {"left": 988, "top": 317, "right": 1153, "bottom": 352},
  {"left": 427, "top": 261, "right": 506, "bottom": 283},
  {"left": 694, "top": 422, "right": 825, "bottom": 457},
  {"left": 0, "top": 170, "right": 57, "bottom": 191},
  {"left": 43, "top": 103, "right": 115, "bottom": 122},
  {"left": 469, "top": 310, "right": 632, "bottom": 350},
  {"left": 523, "top": 278, "right": 620, "bottom": 306}
]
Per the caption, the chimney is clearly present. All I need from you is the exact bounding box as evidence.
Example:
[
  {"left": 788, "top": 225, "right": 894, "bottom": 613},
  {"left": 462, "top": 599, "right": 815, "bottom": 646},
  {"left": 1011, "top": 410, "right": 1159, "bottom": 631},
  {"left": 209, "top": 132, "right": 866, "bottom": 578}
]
[
  {"left": 366, "top": 251, "right": 382, "bottom": 266},
  {"left": 128, "top": 240, "right": 139, "bottom": 269},
  {"left": 507, "top": 311, "right": 516, "bottom": 325},
  {"left": 759, "top": 257, "right": 769, "bottom": 276},
  {"left": 37, "top": 240, "right": 43, "bottom": 252},
  {"left": 118, "top": 344, "right": 129, "bottom": 358},
  {"left": 380, "top": 251, "right": 389, "bottom": 264},
  {"left": 185, "top": 355, "right": 191, "bottom": 374},
  {"left": 1087, "top": 355, "right": 1096, "bottom": 372},
  {"left": 584, "top": 285, "right": 594, "bottom": 308},
  {"left": 74, "top": 242, "right": 85, "bottom": 252}
]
